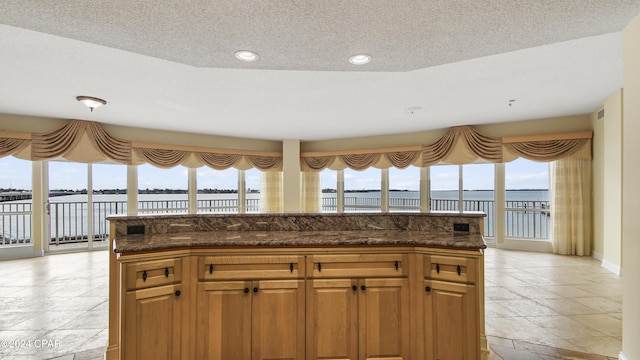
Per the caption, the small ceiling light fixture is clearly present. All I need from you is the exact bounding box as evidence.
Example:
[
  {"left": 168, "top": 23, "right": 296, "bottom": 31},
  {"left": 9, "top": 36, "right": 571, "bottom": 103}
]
[
  {"left": 76, "top": 96, "right": 107, "bottom": 112},
  {"left": 405, "top": 106, "right": 422, "bottom": 115},
  {"left": 349, "top": 53, "right": 372, "bottom": 65},
  {"left": 234, "top": 50, "right": 259, "bottom": 62}
]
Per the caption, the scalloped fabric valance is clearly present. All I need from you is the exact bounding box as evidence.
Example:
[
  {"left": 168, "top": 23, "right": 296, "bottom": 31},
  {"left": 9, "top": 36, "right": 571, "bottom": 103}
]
[
  {"left": 1, "top": 121, "right": 590, "bottom": 171},
  {"left": 422, "top": 126, "right": 503, "bottom": 166},
  {"left": 0, "top": 120, "right": 283, "bottom": 170}
]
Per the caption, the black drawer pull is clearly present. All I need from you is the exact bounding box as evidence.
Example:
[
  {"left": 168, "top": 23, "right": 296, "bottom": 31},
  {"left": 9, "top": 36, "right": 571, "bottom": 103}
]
[
  {"left": 165, "top": 267, "right": 169, "bottom": 278},
  {"left": 436, "top": 264, "right": 440, "bottom": 274},
  {"left": 142, "top": 270, "right": 147, "bottom": 282},
  {"left": 318, "top": 263, "right": 322, "bottom": 272},
  {"left": 253, "top": 287, "right": 259, "bottom": 293},
  {"left": 290, "top": 263, "right": 294, "bottom": 273},
  {"left": 209, "top": 264, "right": 214, "bottom": 274},
  {"left": 244, "top": 288, "right": 249, "bottom": 294},
  {"left": 361, "top": 285, "right": 366, "bottom": 291},
  {"left": 175, "top": 290, "right": 181, "bottom": 297},
  {"left": 425, "top": 286, "right": 431, "bottom": 293},
  {"left": 352, "top": 285, "right": 357, "bottom": 291},
  {"left": 394, "top": 260, "right": 399, "bottom": 271},
  {"left": 457, "top": 265, "right": 461, "bottom": 276}
]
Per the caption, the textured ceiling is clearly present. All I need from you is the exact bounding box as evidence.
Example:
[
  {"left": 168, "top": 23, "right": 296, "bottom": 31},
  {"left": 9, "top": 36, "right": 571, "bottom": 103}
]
[{"left": 0, "top": 1, "right": 639, "bottom": 141}]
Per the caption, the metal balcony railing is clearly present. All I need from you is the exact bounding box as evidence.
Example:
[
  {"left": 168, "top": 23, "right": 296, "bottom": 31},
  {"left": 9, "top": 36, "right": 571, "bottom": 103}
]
[{"left": 0, "top": 197, "right": 550, "bottom": 248}]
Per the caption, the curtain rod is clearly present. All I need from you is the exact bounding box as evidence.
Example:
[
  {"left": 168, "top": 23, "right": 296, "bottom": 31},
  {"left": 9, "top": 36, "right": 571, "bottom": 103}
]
[
  {"left": 301, "top": 145, "right": 422, "bottom": 157},
  {"left": 0, "top": 131, "right": 32, "bottom": 140},
  {"left": 502, "top": 131, "right": 592, "bottom": 144},
  {"left": 131, "top": 141, "right": 282, "bottom": 157}
]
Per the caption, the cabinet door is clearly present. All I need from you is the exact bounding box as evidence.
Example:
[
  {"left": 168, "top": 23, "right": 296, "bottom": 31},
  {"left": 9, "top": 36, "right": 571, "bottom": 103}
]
[
  {"left": 358, "top": 278, "right": 410, "bottom": 360},
  {"left": 424, "top": 280, "right": 478, "bottom": 360},
  {"left": 306, "top": 279, "right": 359, "bottom": 360},
  {"left": 252, "top": 279, "right": 306, "bottom": 360},
  {"left": 196, "top": 281, "right": 252, "bottom": 360},
  {"left": 124, "top": 284, "right": 182, "bottom": 360}
]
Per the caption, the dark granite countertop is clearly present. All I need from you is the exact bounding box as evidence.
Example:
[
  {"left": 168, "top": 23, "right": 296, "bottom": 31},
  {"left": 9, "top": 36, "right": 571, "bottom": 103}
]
[{"left": 113, "top": 230, "right": 486, "bottom": 254}]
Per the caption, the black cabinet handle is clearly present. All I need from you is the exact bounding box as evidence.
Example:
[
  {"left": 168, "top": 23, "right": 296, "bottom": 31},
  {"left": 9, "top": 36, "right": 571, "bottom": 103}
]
[
  {"left": 165, "top": 267, "right": 169, "bottom": 278},
  {"left": 318, "top": 263, "right": 322, "bottom": 272},
  {"left": 142, "top": 270, "right": 147, "bottom": 282},
  {"left": 253, "top": 287, "right": 259, "bottom": 293},
  {"left": 361, "top": 285, "right": 366, "bottom": 291},
  {"left": 352, "top": 285, "right": 357, "bottom": 291},
  {"left": 290, "top": 263, "right": 294, "bottom": 273},
  {"left": 457, "top": 265, "right": 461, "bottom": 276},
  {"left": 395, "top": 260, "right": 399, "bottom": 271},
  {"left": 175, "top": 290, "right": 181, "bottom": 297},
  {"left": 425, "top": 286, "right": 431, "bottom": 293},
  {"left": 209, "top": 264, "right": 214, "bottom": 274},
  {"left": 436, "top": 264, "right": 440, "bottom": 274},
  {"left": 244, "top": 288, "right": 249, "bottom": 294}
]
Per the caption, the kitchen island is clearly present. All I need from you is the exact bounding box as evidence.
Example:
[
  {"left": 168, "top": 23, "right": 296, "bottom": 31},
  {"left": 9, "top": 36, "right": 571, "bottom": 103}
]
[{"left": 106, "top": 213, "right": 488, "bottom": 360}]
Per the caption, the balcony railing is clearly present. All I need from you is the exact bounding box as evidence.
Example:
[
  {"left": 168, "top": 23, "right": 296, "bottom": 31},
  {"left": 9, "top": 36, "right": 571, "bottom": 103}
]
[{"left": 1, "top": 197, "right": 550, "bottom": 248}]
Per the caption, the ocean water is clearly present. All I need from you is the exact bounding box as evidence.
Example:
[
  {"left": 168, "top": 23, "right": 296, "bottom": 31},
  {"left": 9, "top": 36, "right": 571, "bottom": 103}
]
[
  {"left": 41, "top": 189, "right": 548, "bottom": 203},
  {"left": 2, "top": 190, "right": 548, "bottom": 241}
]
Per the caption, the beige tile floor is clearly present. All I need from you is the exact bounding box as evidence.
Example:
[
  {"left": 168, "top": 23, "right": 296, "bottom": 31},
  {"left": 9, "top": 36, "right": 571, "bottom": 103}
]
[
  {"left": 485, "top": 248, "right": 622, "bottom": 360},
  {"left": 0, "top": 247, "right": 623, "bottom": 359}
]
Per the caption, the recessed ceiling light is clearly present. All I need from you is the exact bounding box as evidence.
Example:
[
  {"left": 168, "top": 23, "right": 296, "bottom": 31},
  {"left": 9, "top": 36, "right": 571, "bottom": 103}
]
[
  {"left": 349, "top": 54, "right": 372, "bottom": 65},
  {"left": 234, "top": 50, "right": 259, "bottom": 62}
]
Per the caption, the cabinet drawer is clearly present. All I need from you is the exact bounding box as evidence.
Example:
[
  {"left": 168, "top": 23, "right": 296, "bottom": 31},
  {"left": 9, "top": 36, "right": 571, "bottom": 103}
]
[
  {"left": 125, "top": 258, "right": 182, "bottom": 290},
  {"left": 307, "top": 254, "right": 408, "bottom": 278},
  {"left": 198, "top": 255, "right": 305, "bottom": 280},
  {"left": 424, "top": 255, "right": 476, "bottom": 284}
]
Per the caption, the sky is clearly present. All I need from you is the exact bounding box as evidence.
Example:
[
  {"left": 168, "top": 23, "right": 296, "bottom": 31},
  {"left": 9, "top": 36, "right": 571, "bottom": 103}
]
[{"left": 0, "top": 156, "right": 549, "bottom": 191}]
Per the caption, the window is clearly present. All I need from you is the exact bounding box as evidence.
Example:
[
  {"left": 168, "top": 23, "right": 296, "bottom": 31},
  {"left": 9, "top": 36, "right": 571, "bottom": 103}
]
[
  {"left": 430, "top": 165, "right": 459, "bottom": 211},
  {"left": 505, "top": 158, "right": 550, "bottom": 239},
  {"left": 0, "top": 156, "right": 32, "bottom": 246},
  {"left": 245, "top": 168, "right": 261, "bottom": 213},
  {"left": 137, "top": 164, "right": 188, "bottom": 214},
  {"left": 462, "top": 164, "right": 495, "bottom": 237},
  {"left": 320, "top": 169, "right": 337, "bottom": 212},
  {"left": 344, "top": 168, "right": 381, "bottom": 212},
  {"left": 92, "top": 163, "right": 127, "bottom": 247},
  {"left": 389, "top": 166, "right": 420, "bottom": 211},
  {"left": 197, "top": 167, "right": 238, "bottom": 213},
  {"left": 48, "top": 161, "right": 88, "bottom": 250}
]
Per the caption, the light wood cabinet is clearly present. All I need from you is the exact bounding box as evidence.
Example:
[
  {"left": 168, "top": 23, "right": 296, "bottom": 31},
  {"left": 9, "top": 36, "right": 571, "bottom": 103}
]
[
  {"left": 423, "top": 255, "right": 479, "bottom": 360},
  {"left": 121, "top": 257, "right": 186, "bottom": 360},
  {"left": 306, "top": 254, "right": 410, "bottom": 360},
  {"left": 114, "top": 248, "right": 483, "bottom": 360},
  {"left": 196, "top": 256, "right": 305, "bottom": 360}
]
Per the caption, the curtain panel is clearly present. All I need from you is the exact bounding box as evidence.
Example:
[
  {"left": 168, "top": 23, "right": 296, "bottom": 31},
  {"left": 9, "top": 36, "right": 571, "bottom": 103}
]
[
  {"left": 550, "top": 158, "right": 592, "bottom": 255},
  {"left": 301, "top": 171, "right": 321, "bottom": 212},
  {"left": 260, "top": 171, "right": 283, "bottom": 213}
]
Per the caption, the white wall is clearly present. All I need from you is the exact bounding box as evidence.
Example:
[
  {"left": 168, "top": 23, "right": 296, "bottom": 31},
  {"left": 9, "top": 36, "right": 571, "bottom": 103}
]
[
  {"left": 621, "top": 12, "right": 640, "bottom": 360},
  {"left": 603, "top": 90, "right": 623, "bottom": 275}
]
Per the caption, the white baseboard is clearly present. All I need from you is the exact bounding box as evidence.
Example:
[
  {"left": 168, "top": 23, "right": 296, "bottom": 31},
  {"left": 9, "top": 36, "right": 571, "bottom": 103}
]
[
  {"left": 602, "top": 258, "right": 622, "bottom": 276},
  {"left": 592, "top": 250, "right": 604, "bottom": 261},
  {"left": 619, "top": 351, "right": 629, "bottom": 360},
  {"left": 0, "top": 246, "right": 44, "bottom": 260}
]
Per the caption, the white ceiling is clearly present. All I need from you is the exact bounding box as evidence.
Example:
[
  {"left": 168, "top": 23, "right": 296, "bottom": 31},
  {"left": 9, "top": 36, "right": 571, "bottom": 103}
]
[{"left": 0, "top": 1, "right": 639, "bottom": 141}]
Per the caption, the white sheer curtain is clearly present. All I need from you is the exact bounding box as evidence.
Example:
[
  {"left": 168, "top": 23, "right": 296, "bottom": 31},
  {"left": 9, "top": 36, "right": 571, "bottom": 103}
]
[
  {"left": 301, "top": 171, "right": 321, "bottom": 212},
  {"left": 550, "top": 158, "right": 592, "bottom": 255},
  {"left": 260, "top": 171, "right": 283, "bottom": 213}
]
